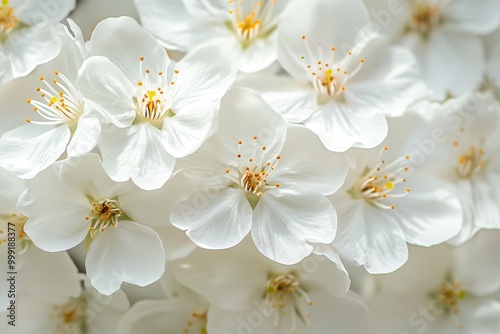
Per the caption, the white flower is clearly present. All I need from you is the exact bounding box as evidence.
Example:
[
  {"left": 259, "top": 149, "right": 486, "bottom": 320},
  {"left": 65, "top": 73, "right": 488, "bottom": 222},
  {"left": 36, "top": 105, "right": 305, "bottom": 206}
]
[
  {"left": 1, "top": 275, "right": 129, "bottom": 334},
  {"left": 331, "top": 112, "right": 462, "bottom": 274},
  {"left": 77, "top": 17, "right": 239, "bottom": 190},
  {"left": 0, "top": 0, "right": 76, "bottom": 79},
  {"left": 240, "top": 0, "right": 426, "bottom": 152},
  {"left": 417, "top": 92, "right": 500, "bottom": 245},
  {"left": 174, "top": 240, "right": 368, "bottom": 334},
  {"left": 366, "top": 0, "right": 500, "bottom": 100},
  {"left": 0, "top": 247, "right": 82, "bottom": 315},
  {"left": 18, "top": 153, "right": 167, "bottom": 295},
  {"left": 369, "top": 231, "right": 500, "bottom": 334},
  {"left": 172, "top": 87, "right": 348, "bottom": 265},
  {"left": 134, "top": 0, "right": 291, "bottom": 73},
  {"left": 0, "top": 20, "right": 101, "bottom": 179}
]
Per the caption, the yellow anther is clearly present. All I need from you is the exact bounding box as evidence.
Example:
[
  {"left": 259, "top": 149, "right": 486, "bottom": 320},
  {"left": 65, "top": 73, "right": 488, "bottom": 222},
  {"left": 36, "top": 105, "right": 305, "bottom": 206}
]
[{"left": 385, "top": 181, "right": 394, "bottom": 191}]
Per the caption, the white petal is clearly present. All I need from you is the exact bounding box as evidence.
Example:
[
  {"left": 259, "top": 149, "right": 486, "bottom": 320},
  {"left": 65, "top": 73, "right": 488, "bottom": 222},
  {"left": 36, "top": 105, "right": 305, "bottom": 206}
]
[
  {"left": 332, "top": 192, "right": 409, "bottom": 274},
  {"left": 252, "top": 191, "right": 337, "bottom": 265},
  {"left": 457, "top": 298, "right": 500, "bottom": 334},
  {"left": 347, "top": 40, "right": 427, "bottom": 117},
  {"left": 118, "top": 299, "right": 207, "bottom": 334},
  {"left": 303, "top": 102, "right": 388, "bottom": 152},
  {"left": 268, "top": 125, "right": 349, "bottom": 195},
  {"left": 171, "top": 186, "right": 253, "bottom": 249},
  {"left": 174, "top": 244, "right": 267, "bottom": 310},
  {"left": 454, "top": 230, "right": 500, "bottom": 296},
  {"left": 309, "top": 246, "right": 351, "bottom": 297},
  {"left": 88, "top": 17, "right": 170, "bottom": 83},
  {"left": 441, "top": 0, "right": 500, "bottom": 35},
  {"left": 20, "top": 247, "right": 81, "bottom": 304},
  {"left": 0, "top": 167, "right": 25, "bottom": 213},
  {"left": 86, "top": 221, "right": 165, "bottom": 295},
  {"left": 4, "top": 25, "right": 61, "bottom": 78},
  {"left": 19, "top": 179, "right": 90, "bottom": 252},
  {"left": 66, "top": 116, "right": 101, "bottom": 156},
  {"left": 237, "top": 73, "right": 318, "bottom": 123},
  {"left": 162, "top": 101, "right": 217, "bottom": 158},
  {"left": 59, "top": 153, "right": 132, "bottom": 200},
  {"left": 99, "top": 123, "right": 175, "bottom": 190},
  {"left": 392, "top": 173, "right": 462, "bottom": 246},
  {"left": 217, "top": 87, "right": 287, "bottom": 162},
  {"left": 408, "top": 29, "right": 484, "bottom": 99},
  {"left": 172, "top": 45, "right": 238, "bottom": 110},
  {"left": 134, "top": 0, "right": 224, "bottom": 51},
  {"left": 76, "top": 56, "right": 136, "bottom": 128},
  {"left": 239, "top": 32, "right": 278, "bottom": 73},
  {"left": 0, "top": 124, "right": 70, "bottom": 179}
]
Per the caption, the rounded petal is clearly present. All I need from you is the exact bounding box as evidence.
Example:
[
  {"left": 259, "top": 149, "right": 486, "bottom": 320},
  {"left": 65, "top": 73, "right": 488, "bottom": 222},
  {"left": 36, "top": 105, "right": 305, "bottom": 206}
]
[
  {"left": 76, "top": 56, "right": 136, "bottom": 128},
  {"left": 268, "top": 125, "right": 349, "bottom": 195},
  {"left": 237, "top": 74, "right": 317, "bottom": 123},
  {"left": 66, "top": 116, "right": 101, "bottom": 156},
  {"left": 88, "top": 16, "right": 170, "bottom": 83},
  {"left": 171, "top": 186, "right": 253, "bottom": 249},
  {"left": 332, "top": 193, "right": 409, "bottom": 274},
  {"left": 252, "top": 191, "right": 337, "bottom": 265},
  {"left": 392, "top": 174, "right": 462, "bottom": 247},
  {"left": 59, "top": 153, "right": 133, "bottom": 200},
  {"left": 303, "top": 102, "right": 388, "bottom": 152},
  {"left": 162, "top": 101, "right": 217, "bottom": 158},
  {"left": 99, "top": 123, "right": 176, "bottom": 191},
  {"left": 19, "top": 166, "right": 90, "bottom": 252},
  {"left": 86, "top": 221, "right": 165, "bottom": 295},
  {"left": 404, "top": 29, "right": 484, "bottom": 99},
  {"left": 20, "top": 247, "right": 81, "bottom": 304},
  {"left": 347, "top": 40, "right": 427, "bottom": 116},
  {"left": 134, "top": 0, "right": 224, "bottom": 51},
  {"left": 0, "top": 124, "right": 70, "bottom": 179},
  {"left": 441, "top": 0, "right": 500, "bottom": 35},
  {"left": 172, "top": 45, "right": 238, "bottom": 110},
  {"left": 217, "top": 87, "right": 287, "bottom": 163}
]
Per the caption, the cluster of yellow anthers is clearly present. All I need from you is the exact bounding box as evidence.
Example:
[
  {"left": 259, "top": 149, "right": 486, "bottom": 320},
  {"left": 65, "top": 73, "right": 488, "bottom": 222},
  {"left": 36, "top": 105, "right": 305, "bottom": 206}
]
[
  {"left": 265, "top": 272, "right": 313, "bottom": 329},
  {"left": 182, "top": 309, "right": 208, "bottom": 334},
  {"left": 453, "top": 130, "right": 485, "bottom": 178},
  {"left": 356, "top": 146, "right": 411, "bottom": 210},
  {"left": 85, "top": 199, "right": 122, "bottom": 233},
  {"left": 0, "top": 0, "right": 18, "bottom": 36},
  {"left": 410, "top": 1, "right": 441, "bottom": 33},
  {"left": 135, "top": 56, "right": 178, "bottom": 121},
  {"left": 227, "top": 0, "right": 277, "bottom": 42},
  {"left": 300, "top": 35, "right": 364, "bottom": 98},
  {"left": 225, "top": 136, "right": 281, "bottom": 197},
  {"left": 26, "top": 72, "right": 84, "bottom": 125}
]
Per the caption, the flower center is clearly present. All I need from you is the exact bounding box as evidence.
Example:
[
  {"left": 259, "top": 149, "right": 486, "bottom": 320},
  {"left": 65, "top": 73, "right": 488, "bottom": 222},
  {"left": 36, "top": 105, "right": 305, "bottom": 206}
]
[
  {"left": 52, "top": 294, "right": 89, "bottom": 334},
  {"left": 349, "top": 146, "right": 411, "bottom": 210},
  {"left": 183, "top": 308, "right": 208, "bottom": 334},
  {"left": 0, "top": 0, "right": 19, "bottom": 42},
  {"left": 226, "top": 0, "right": 278, "bottom": 47},
  {"left": 26, "top": 71, "right": 85, "bottom": 130},
  {"left": 0, "top": 212, "right": 30, "bottom": 253},
  {"left": 84, "top": 199, "right": 123, "bottom": 240},
  {"left": 225, "top": 136, "right": 281, "bottom": 208},
  {"left": 301, "top": 36, "right": 364, "bottom": 103},
  {"left": 133, "top": 57, "right": 176, "bottom": 128},
  {"left": 453, "top": 141, "right": 485, "bottom": 178},
  {"left": 428, "top": 275, "right": 466, "bottom": 329},
  {"left": 265, "top": 272, "right": 312, "bottom": 331},
  {"left": 408, "top": 0, "right": 441, "bottom": 35}
]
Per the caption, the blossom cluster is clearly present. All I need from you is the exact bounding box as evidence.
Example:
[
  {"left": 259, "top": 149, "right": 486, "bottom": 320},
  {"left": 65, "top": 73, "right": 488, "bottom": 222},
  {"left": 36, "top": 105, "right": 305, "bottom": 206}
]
[{"left": 1, "top": 0, "right": 500, "bottom": 333}]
